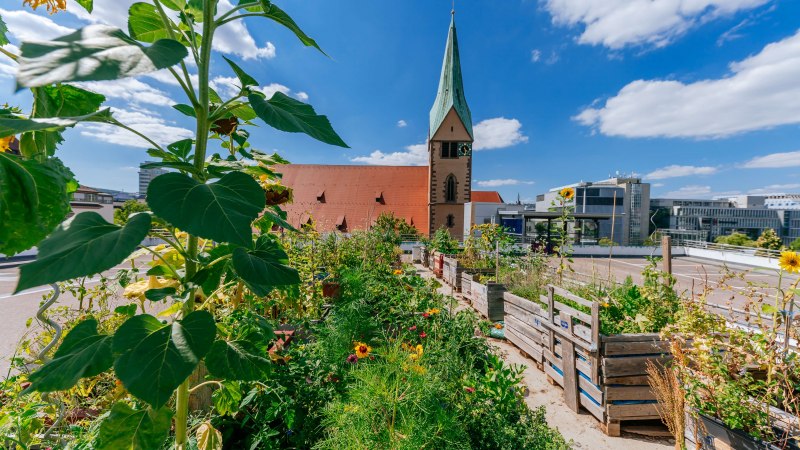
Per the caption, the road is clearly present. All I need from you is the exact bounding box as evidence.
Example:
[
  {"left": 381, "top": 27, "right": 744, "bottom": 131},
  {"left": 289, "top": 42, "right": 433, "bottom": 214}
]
[
  {"left": 0, "top": 260, "right": 153, "bottom": 378},
  {"left": 567, "top": 255, "right": 797, "bottom": 324}
]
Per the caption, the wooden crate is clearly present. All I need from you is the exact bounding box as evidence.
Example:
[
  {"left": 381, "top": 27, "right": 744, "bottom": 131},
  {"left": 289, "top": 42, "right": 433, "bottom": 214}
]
[
  {"left": 502, "top": 285, "right": 669, "bottom": 436},
  {"left": 421, "top": 246, "right": 429, "bottom": 268},
  {"left": 503, "top": 291, "right": 550, "bottom": 364},
  {"left": 471, "top": 280, "right": 505, "bottom": 321},
  {"left": 461, "top": 271, "right": 476, "bottom": 300}
]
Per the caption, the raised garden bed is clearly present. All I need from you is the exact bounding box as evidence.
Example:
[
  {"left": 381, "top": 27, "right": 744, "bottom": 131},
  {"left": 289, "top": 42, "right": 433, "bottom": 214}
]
[
  {"left": 466, "top": 277, "right": 506, "bottom": 321},
  {"left": 505, "top": 284, "right": 670, "bottom": 436},
  {"left": 442, "top": 256, "right": 494, "bottom": 292},
  {"left": 685, "top": 411, "right": 800, "bottom": 450}
]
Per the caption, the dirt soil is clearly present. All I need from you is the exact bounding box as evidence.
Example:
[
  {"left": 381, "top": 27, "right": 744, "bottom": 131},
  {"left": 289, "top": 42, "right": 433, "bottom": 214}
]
[{"left": 416, "top": 264, "right": 673, "bottom": 450}]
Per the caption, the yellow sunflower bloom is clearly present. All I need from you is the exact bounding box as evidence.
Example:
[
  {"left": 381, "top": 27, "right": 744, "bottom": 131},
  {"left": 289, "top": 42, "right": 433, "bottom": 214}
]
[
  {"left": 123, "top": 276, "right": 180, "bottom": 300},
  {"left": 23, "top": 0, "right": 66, "bottom": 14},
  {"left": 0, "top": 136, "right": 15, "bottom": 153},
  {"left": 779, "top": 251, "right": 800, "bottom": 274},
  {"left": 354, "top": 342, "right": 372, "bottom": 359},
  {"left": 393, "top": 269, "right": 403, "bottom": 275},
  {"left": 559, "top": 187, "right": 575, "bottom": 201},
  {"left": 426, "top": 308, "right": 441, "bottom": 315}
]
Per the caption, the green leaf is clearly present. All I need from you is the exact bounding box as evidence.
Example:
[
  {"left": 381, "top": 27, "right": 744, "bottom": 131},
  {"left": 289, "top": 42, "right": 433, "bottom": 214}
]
[
  {"left": 205, "top": 339, "right": 271, "bottom": 381},
  {"left": 94, "top": 403, "right": 172, "bottom": 450},
  {"left": 196, "top": 422, "right": 223, "bottom": 450},
  {"left": 0, "top": 109, "right": 111, "bottom": 139},
  {"left": 0, "top": 16, "right": 9, "bottom": 46},
  {"left": 15, "top": 212, "right": 152, "bottom": 293},
  {"left": 229, "top": 102, "right": 257, "bottom": 121},
  {"left": 222, "top": 55, "right": 258, "bottom": 88},
  {"left": 114, "top": 304, "right": 138, "bottom": 317},
  {"left": 128, "top": 2, "right": 170, "bottom": 43},
  {"left": 0, "top": 155, "right": 74, "bottom": 256},
  {"left": 173, "top": 103, "right": 197, "bottom": 118},
  {"left": 249, "top": 92, "right": 347, "bottom": 147},
  {"left": 212, "top": 381, "right": 241, "bottom": 416},
  {"left": 168, "top": 138, "right": 194, "bottom": 159},
  {"left": 26, "top": 319, "right": 113, "bottom": 392},
  {"left": 140, "top": 160, "right": 202, "bottom": 177},
  {"left": 257, "top": 1, "right": 325, "bottom": 55},
  {"left": 147, "top": 172, "right": 265, "bottom": 247},
  {"left": 75, "top": 0, "right": 93, "bottom": 13},
  {"left": 20, "top": 84, "right": 107, "bottom": 158},
  {"left": 17, "top": 25, "right": 188, "bottom": 88},
  {"left": 159, "top": 0, "right": 184, "bottom": 11},
  {"left": 232, "top": 235, "right": 300, "bottom": 296},
  {"left": 144, "top": 287, "right": 176, "bottom": 301},
  {"left": 113, "top": 311, "right": 216, "bottom": 408}
]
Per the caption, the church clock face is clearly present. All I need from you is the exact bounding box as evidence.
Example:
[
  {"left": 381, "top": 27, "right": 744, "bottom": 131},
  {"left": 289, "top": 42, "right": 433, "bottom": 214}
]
[{"left": 457, "top": 142, "right": 472, "bottom": 157}]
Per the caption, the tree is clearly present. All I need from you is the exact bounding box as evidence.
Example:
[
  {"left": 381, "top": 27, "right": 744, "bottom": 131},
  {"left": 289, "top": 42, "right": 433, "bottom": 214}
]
[
  {"left": 715, "top": 232, "right": 755, "bottom": 247},
  {"left": 372, "top": 212, "right": 418, "bottom": 244},
  {"left": 755, "top": 228, "right": 783, "bottom": 250},
  {"left": 113, "top": 199, "right": 150, "bottom": 225},
  {"left": 790, "top": 237, "right": 800, "bottom": 251}
]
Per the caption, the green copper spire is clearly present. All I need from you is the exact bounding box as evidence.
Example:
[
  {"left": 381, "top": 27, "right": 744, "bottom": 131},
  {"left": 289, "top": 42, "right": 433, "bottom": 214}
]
[{"left": 429, "top": 11, "right": 473, "bottom": 139}]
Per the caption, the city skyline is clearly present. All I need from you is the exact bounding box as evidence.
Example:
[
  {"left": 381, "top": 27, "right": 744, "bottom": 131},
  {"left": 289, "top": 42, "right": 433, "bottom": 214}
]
[{"left": 2, "top": 1, "right": 799, "bottom": 199}]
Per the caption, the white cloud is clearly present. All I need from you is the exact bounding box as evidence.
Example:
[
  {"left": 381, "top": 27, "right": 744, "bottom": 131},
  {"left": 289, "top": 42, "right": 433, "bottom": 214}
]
[
  {"left": 663, "top": 185, "right": 713, "bottom": 198},
  {"left": 79, "top": 107, "right": 193, "bottom": 148},
  {"left": 397, "top": 120, "right": 407, "bottom": 128},
  {"left": 259, "top": 83, "right": 291, "bottom": 99},
  {"left": 652, "top": 183, "right": 665, "bottom": 188},
  {"left": 544, "top": 0, "right": 770, "bottom": 49},
  {"left": 741, "top": 150, "right": 800, "bottom": 168},
  {"left": 749, "top": 183, "right": 800, "bottom": 194},
  {"left": 476, "top": 179, "right": 535, "bottom": 187},
  {"left": 576, "top": 30, "right": 800, "bottom": 139},
  {"left": 645, "top": 165, "right": 718, "bottom": 180},
  {"left": 0, "top": 8, "right": 74, "bottom": 41},
  {"left": 78, "top": 78, "right": 175, "bottom": 107},
  {"left": 145, "top": 69, "right": 200, "bottom": 88},
  {"left": 295, "top": 91, "right": 309, "bottom": 101},
  {"left": 66, "top": 0, "right": 276, "bottom": 60},
  {"left": 531, "top": 49, "right": 542, "bottom": 62},
  {"left": 351, "top": 143, "right": 428, "bottom": 166},
  {"left": 473, "top": 117, "right": 528, "bottom": 150}
]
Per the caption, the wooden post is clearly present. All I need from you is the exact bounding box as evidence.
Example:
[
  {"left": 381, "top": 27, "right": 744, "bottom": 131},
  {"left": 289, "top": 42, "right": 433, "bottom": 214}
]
[
  {"left": 561, "top": 339, "right": 581, "bottom": 413},
  {"left": 661, "top": 235, "right": 672, "bottom": 276}
]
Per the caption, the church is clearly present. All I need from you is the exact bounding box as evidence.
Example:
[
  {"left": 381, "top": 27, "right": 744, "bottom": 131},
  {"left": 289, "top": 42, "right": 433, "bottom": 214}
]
[{"left": 278, "top": 12, "right": 502, "bottom": 238}]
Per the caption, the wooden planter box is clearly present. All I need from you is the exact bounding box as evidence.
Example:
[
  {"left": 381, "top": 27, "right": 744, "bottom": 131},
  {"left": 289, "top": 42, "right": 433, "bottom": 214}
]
[
  {"left": 685, "top": 412, "right": 800, "bottom": 450},
  {"left": 470, "top": 280, "right": 505, "bottom": 321},
  {"left": 442, "top": 257, "right": 494, "bottom": 293},
  {"left": 503, "top": 284, "right": 670, "bottom": 436},
  {"left": 421, "top": 246, "right": 430, "bottom": 268}
]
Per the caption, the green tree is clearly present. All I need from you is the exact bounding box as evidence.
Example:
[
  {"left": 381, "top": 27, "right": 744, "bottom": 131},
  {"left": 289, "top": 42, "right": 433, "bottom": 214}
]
[
  {"left": 372, "top": 212, "right": 418, "bottom": 244},
  {"left": 755, "top": 228, "right": 782, "bottom": 250},
  {"left": 113, "top": 199, "right": 150, "bottom": 225},
  {"left": 715, "top": 232, "right": 755, "bottom": 247},
  {"left": 790, "top": 237, "right": 800, "bottom": 251}
]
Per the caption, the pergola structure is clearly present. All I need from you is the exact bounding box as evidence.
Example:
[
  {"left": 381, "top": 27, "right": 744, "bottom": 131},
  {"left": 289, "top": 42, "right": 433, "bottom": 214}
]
[{"left": 497, "top": 210, "right": 626, "bottom": 253}]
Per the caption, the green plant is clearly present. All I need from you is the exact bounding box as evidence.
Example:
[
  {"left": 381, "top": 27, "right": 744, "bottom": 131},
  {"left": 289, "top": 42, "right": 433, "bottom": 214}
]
[
  {"left": 755, "top": 228, "right": 783, "bottom": 250},
  {"left": 714, "top": 231, "right": 755, "bottom": 247},
  {"left": 426, "top": 227, "right": 460, "bottom": 254},
  {"left": 1, "top": 1, "right": 346, "bottom": 448},
  {"left": 790, "top": 237, "right": 800, "bottom": 251},
  {"left": 113, "top": 199, "right": 151, "bottom": 225},
  {"left": 597, "top": 237, "right": 617, "bottom": 247}
]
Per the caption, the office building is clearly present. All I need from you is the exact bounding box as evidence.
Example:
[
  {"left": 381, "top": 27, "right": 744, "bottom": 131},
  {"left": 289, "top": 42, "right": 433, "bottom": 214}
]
[{"left": 139, "top": 162, "right": 167, "bottom": 196}]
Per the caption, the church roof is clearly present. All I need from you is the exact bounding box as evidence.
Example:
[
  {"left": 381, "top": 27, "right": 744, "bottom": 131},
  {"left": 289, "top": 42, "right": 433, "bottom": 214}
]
[
  {"left": 429, "top": 13, "right": 473, "bottom": 139},
  {"left": 278, "top": 165, "right": 430, "bottom": 235},
  {"left": 472, "top": 191, "right": 504, "bottom": 203}
]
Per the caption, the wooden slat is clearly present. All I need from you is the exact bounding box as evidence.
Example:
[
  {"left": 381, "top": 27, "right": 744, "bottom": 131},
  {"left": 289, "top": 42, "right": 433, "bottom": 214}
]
[
  {"left": 551, "top": 285, "right": 595, "bottom": 309},
  {"left": 601, "top": 333, "right": 663, "bottom": 343},
  {"left": 562, "top": 340, "right": 580, "bottom": 413},
  {"left": 553, "top": 300, "right": 592, "bottom": 325},
  {"left": 505, "top": 327, "right": 543, "bottom": 363},
  {"left": 602, "top": 340, "right": 671, "bottom": 356},
  {"left": 544, "top": 360, "right": 564, "bottom": 387},
  {"left": 579, "top": 375, "right": 603, "bottom": 405},
  {"left": 604, "top": 385, "right": 656, "bottom": 402},
  {"left": 506, "top": 316, "right": 546, "bottom": 346},
  {"left": 602, "top": 374, "right": 651, "bottom": 386},
  {"left": 603, "top": 354, "right": 673, "bottom": 378},
  {"left": 543, "top": 349, "right": 562, "bottom": 371},
  {"left": 606, "top": 402, "right": 660, "bottom": 420},
  {"left": 580, "top": 392, "right": 605, "bottom": 422}
]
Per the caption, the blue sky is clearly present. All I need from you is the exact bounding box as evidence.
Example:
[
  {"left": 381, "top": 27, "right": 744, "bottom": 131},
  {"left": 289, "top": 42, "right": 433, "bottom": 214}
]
[{"left": 2, "top": 0, "right": 800, "bottom": 201}]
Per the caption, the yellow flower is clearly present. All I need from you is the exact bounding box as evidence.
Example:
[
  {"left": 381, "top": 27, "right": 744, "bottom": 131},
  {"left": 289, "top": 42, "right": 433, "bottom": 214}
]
[
  {"left": 393, "top": 269, "right": 403, "bottom": 275},
  {"left": 426, "top": 308, "right": 441, "bottom": 315},
  {"left": 23, "top": 0, "right": 66, "bottom": 14},
  {"left": 410, "top": 364, "right": 426, "bottom": 375},
  {"left": 415, "top": 344, "right": 423, "bottom": 357},
  {"left": 779, "top": 251, "right": 800, "bottom": 274},
  {"left": 559, "top": 187, "right": 575, "bottom": 201},
  {"left": 123, "top": 276, "right": 180, "bottom": 300},
  {"left": 354, "top": 342, "right": 372, "bottom": 359},
  {"left": 494, "top": 323, "right": 503, "bottom": 330},
  {"left": 0, "top": 136, "right": 15, "bottom": 153}
]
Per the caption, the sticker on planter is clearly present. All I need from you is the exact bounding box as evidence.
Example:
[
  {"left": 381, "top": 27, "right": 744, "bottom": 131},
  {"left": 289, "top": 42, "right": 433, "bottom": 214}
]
[
  {"left": 534, "top": 318, "right": 540, "bottom": 326},
  {"left": 560, "top": 320, "right": 568, "bottom": 329}
]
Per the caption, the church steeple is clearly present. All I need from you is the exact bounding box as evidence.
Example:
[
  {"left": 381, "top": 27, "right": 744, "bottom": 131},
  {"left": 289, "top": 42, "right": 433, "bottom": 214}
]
[{"left": 429, "top": 12, "right": 473, "bottom": 139}]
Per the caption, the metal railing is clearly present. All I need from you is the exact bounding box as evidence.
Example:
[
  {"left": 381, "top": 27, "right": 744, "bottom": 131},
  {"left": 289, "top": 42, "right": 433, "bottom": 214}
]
[{"left": 682, "top": 239, "right": 782, "bottom": 259}]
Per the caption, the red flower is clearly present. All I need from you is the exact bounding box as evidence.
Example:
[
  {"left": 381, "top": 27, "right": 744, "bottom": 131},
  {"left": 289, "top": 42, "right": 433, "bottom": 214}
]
[
  {"left": 464, "top": 386, "right": 475, "bottom": 393},
  {"left": 419, "top": 332, "right": 427, "bottom": 338},
  {"left": 346, "top": 354, "right": 358, "bottom": 364},
  {"left": 408, "top": 325, "right": 417, "bottom": 331},
  {"left": 422, "top": 312, "right": 430, "bottom": 318}
]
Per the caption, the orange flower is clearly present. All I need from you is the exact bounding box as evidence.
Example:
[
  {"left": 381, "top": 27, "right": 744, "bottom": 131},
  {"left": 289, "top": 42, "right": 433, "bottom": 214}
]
[
  {"left": 559, "top": 187, "right": 575, "bottom": 201},
  {"left": 0, "top": 136, "right": 15, "bottom": 153},
  {"left": 779, "top": 251, "right": 800, "bottom": 274},
  {"left": 393, "top": 269, "right": 403, "bottom": 275},
  {"left": 354, "top": 341, "right": 372, "bottom": 359}
]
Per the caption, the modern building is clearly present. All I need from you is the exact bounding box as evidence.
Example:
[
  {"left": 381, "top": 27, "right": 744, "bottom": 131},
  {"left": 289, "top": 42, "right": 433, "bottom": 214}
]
[
  {"left": 463, "top": 191, "right": 509, "bottom": 236},
  {"left": 139, "top": 162, "right": 167, "bottom": 196},
  {"left": 765, "top": 194, "right": 800, "bottom": 210},
  {"left": 278, "top": 11, "right": 498, "bottom": 239},
  {"left": 70, "top": 185, "right": 114, "bottom": 222},
  {"left": 534, "top": 177, "right": 650, "bottom": 245}
]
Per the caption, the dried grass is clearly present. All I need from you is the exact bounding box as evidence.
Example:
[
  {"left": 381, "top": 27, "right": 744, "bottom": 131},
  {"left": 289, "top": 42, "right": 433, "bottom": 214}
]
[{"left": 647, "top": 360, "right": 685, "bottom": 450}]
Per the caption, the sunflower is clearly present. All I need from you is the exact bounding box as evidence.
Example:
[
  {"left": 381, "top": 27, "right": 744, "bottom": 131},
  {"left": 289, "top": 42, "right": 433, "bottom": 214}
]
[
  {"left": 23, "top": 0, "right": 66, "bottom": 14},
  {"left": 354, "top": 342, "right": 372, "bottom": 359},
  {"left": 0, "top": 136, "right": 15, "bottom": 153},
  {"left": 779, "top": 251, "right": 800, "bottom": 274},
  {"left": 393, "top": 269, "right": 403, "bottom": 275},
  {"left": 559, "top": 187, "right": 575, "bottom": 201}
]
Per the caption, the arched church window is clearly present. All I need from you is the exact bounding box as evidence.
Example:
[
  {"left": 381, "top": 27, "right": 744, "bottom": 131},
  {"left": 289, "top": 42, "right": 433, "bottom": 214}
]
[
  {"left": 445, "top": 175, "right": 456, "bottom": 203},
  {"left": 446, "top": 214, "right": 455, "bottom": 228}
]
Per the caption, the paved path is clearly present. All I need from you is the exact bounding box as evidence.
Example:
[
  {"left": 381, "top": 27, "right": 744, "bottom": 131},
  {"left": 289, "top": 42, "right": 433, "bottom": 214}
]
[{"left": 417, "top": 264, "right": 672, "bottom": 450}]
